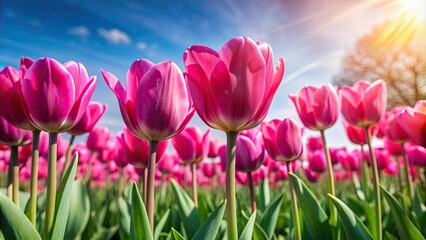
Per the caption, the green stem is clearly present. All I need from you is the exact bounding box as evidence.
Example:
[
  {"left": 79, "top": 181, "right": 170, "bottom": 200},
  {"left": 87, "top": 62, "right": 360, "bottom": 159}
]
[
  {"left": 11, "top": 146, "right": 19, "bottom": 205},
  {"left": 118, "top": 167, "right": 124, "bottom": 197},
  {"left": 7, "top": 147, "right": 13, "bottom": 199},
  {"left": 143, "top": 168, "right": 147, "bottom": 204},
  {"left": 84, "top": 151, "right": 96, "bottom": 183},
  {"left": 287, "top": 162, "right": 301, "bottom": 240},
  {"left": 29, "top": 130, "right": 40, "bottom": 225},
  {"left": 226, "top": 131, "right": 238, "bottom": 240},
  {"left": 365, "top": 127, "right": 382, "bottom": 240},
  {"left": 320, "top": 130, "right": 337, "bottom": 226},
  {"left": 247, "top": 171, "right": 256, "bottom": 213},
  {"left": 191, "top": 162, "right": 198, "bottom": 207},
  {"left": 146, "top": 140, "right": 158, "bottom": 234},
  {"left": 45, "top": 132, "right": 58, "bottom": 237},
  {"left": 401, "top": 143, "right": 413, "bottom": 207},
  {"left": 61, "top": 135, "right": 75, "bottom": 180}
]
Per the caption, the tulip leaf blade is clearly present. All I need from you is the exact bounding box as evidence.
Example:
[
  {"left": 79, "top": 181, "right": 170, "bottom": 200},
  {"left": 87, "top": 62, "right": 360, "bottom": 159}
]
[
  {"left": 170, "top": 179, "right": 201, "bottom": 239},
  {"left": 328, "top": 194, "right": 374, "bottom": 240},
  {"left": 154, "top": 209, "right": 170, "bottom": 240},
  {"left": 381, "top": 186, "right": 425, "bottom": 240},
  {"left": 118, "top": 197, "right": 131, "bottom": 240},
  {"left": 130, "top": 183, "right": 153, "bottom": 240},
  {"left": 48, "top": 153, "right": 78, "bottom": 240},
  {"left": 239, "top": 210, "right": 257, "bottom": 240},
  {"left": 171, "top": 228, "right": 185, "bottom": 240},
  {"left": 259, "top": 177, "right": 270, "bottom": 211},
  {"left": 192, "top": 200, "right": 226, "bottom": 240},
  {"left": 64, "top": 179, "right": 90, "bottom": 240},
  {"left": 259, "top": 192, "right": 284, "bottom": 238},
  {"left": 0, "top": 192, "right": 42, "bottom": 240},
  {"left": 289, "top": 173, "right": 332, "bottom": 239}
]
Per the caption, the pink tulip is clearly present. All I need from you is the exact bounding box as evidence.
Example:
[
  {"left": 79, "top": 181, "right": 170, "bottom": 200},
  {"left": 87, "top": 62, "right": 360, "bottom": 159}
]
[
  {"left": 0, "top": 117, "right": 32, "bottom": 146},
  {"left": 207, "top": 139, "right": 221, "bottom": 158},
  {"left": 398, "top": 100, "right": 426, "bottom": 147},
  {"left": 0, "top": 66, "right": 36, "bottom": 131},
  {"left": 339, "top": 149, "right": 361, "bottom": 172},
  {"left": 157, "top": 152, "right": 179, "bottom": 174},
  {"left": 339, "top": 80, "right": 387, "bottom": 128},
  {"left": 102, "top": 59, "right": 194, "bottom": 141},
  {"left": 289, "top": 84, "right": 340, "bottom": 131},
  {"left": 172, "top": 126, "right": 210, "bottom": 165},
  {"left": 183, "top": 36, "right": 284, "bottom": 132},
  {"left": 121, "top": 127, "right": 167, "bottom": 168},
  {"left": 407, "top": 145, "right": 426, "bottom": 167},
  {"left": 383, "top": 137, "right": 403, "bottom": 156},
  {"left": 307, "top": 150, "right": 326, "bottom": 173},
  {"left": 22, "top": 58, "right": 97, "bottom": 132},
  {"left": 383, "top": 107, "right": 410, "bottom": 143},
  {"left": 304, "top": 166, "right": 319, "bottom": 182},
  {"left": 219, "top": 128, "right": 265, "bottom": 172},
  {"left": 71, "top": 143, "right": 92, "bottom": 164},
  {"left": 261, "top": 118, "right": 303, "bottom": 162},
  {"left": 87, "top": 126, "right": 112, "bottom": 152},
  {"left": 384, "top": 160, "right": 399, "bottom": 175},
  {"left": 306, "top": 136, "right": 323, "bottom": 152},
  {"left": 67, "top": 102, "right": 107, "bottom": 136}
]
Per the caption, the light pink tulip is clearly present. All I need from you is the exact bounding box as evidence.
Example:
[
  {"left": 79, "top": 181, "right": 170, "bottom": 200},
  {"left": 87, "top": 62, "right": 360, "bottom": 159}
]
[
  {"left": 398, "top": 100, "right": 426, "bottom": 147},
  {"left": 289, "top": 84, "right": 340, "bottom": 131},
  {"left": 339, "top": 80, "right": 387, "bottom": 128},
  {"left": 183, "top": 36, "right": 284, "bottom": 132}
]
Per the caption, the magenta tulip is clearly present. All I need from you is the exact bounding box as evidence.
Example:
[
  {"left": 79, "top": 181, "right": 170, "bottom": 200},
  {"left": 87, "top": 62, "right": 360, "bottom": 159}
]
[
  {"left": 0, "top": 117, "right": 32, "bottom": 147},
  {"left": 172, "top": 126, "right": 210, "bottom": 165},
  {"left": 308, "top": 150, "right": 327, "bottom": 173},
  {"left": 383, "top": 107, "right": 410, "bottom": 143},
  {"left": 208, "top": 138, "right": 221, "bottom": 158},
  {"left": 87, "top": 126, "right": 112, "bottom": 152},
  {"left": 289, "top": 84, "right": 340, "bottom": 131},
  {"left": 407, "top": 145, "right": 426, "bottom": 167},
  {"left": 306, "top": 136, "right": 323, "bottom": 152},
  {"left": 67, "top": 102, "right": 107, "bottom": 136},
  {"left": 398, "top": 100, "right": 426, "bottom": 147}
]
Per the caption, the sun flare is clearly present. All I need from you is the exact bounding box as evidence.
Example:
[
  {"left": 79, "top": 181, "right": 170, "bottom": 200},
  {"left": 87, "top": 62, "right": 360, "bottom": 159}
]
[{"left": 402, "top": 0, "right": 426, "bottom": 21}]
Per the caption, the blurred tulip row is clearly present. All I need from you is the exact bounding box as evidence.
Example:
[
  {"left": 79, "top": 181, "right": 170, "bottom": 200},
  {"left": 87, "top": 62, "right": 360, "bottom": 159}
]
[{"left": 0, "top": 36, "right": 425, "bottom": 240}]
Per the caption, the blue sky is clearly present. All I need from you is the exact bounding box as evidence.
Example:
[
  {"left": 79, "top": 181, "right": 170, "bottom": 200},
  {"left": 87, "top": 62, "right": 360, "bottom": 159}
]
[{"left": 0, "top": 0, "right": 404, "bottom": 147}]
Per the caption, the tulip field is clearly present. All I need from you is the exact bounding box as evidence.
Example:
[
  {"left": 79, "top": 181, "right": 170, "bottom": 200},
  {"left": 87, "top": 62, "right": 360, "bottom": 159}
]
[{"left": 1, "top": 36, "right": 426, "bottom": 240}]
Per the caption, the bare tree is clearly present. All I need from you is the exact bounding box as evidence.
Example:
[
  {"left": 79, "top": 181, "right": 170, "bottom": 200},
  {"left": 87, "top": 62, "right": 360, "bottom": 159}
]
[{"left": 333, "top": 19, "right": 426, "bottom": 108}]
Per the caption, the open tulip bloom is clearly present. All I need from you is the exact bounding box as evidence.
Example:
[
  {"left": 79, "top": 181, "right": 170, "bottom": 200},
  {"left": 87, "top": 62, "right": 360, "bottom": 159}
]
[{"left": 184, "top": 36, "right": 284, "bottom": 240}]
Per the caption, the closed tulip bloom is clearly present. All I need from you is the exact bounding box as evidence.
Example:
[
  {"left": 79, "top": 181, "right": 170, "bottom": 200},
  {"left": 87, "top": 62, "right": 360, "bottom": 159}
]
[
  {"left": 67, "top": 102, "right": 107, "bottom": 136},
  {"left": 398, "top": 100, "right": 426, "bottom": 147},
  {"left": 157, "top": 152, "right": 179, "bottom": 174},
  {"left": 339, "top": 150, "right": 361, "bottom": 172},
  {"left": 0, "top": 66, "right": 36, "bottom": 131},
  {"left": 339, "top": 80, "right": 387, "bottom": 128},
  {"left": 122, "top": 127, "right": 167, "bottom": 168},
  {"left": 183, "top": 36, "right": 284, "bottom": 132},
  {"left": 261, "top": 118, "right": 303, "bottom": 162},
  {"left": 308, "top": 150, "right": 326, "bottom": 173},
  {"left": 172, "top": 126, "right": 210, "bottom": 165},
  {"left": 208, "top": 139, "right": 221, "bottom": 158},
  {"left": 306, "top": 136, "right": 323, "bottom": 151},
  {"left": 304, "top": 165, "right": 319, "bottom": 182},
  {"left": 407, "top": 145, "right": 426, "bottom": 167},
  {"left": 102, "top": 60, "right": 194, "bottom": 141},
  {"left": 383, "top": 107, "right": 410, "bottom": 143},
  {"left": 289, "top": 84, "right": 340, "bottom": 131},
  {"left": 87, "top": 126, "right": 112, "bottom": 152},
  {"left": 0, "top": 117, "right": 32, "bottom": 146},
  {"left": 22, "top": 58, "right": 97, "bottom": 132}
]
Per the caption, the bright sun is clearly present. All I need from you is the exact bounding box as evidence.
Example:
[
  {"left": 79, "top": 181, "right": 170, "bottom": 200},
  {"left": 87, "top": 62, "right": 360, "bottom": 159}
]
[{"left": 401, "top": 0, "right": 426, "bottom": 21}]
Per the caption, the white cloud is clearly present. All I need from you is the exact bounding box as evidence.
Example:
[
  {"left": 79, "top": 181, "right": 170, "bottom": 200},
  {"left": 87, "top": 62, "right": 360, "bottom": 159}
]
[
  {"left": 137, "top": 42, "right": 147, "bottom": 50},
  {"left": 98, "top": 28, "right": 131, "bottom": 44},
  {"left": 68, "top": 25, "right": 90, "bottom": 37}
]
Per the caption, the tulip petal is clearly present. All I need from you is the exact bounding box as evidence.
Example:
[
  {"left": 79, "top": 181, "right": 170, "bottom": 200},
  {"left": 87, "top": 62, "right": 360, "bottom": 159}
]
[
  {"left": 126, "top": 59, "right": 155, "bottom": 102},
  {"left": 63, "top": 61, "right": 90, "bottom": 98}
]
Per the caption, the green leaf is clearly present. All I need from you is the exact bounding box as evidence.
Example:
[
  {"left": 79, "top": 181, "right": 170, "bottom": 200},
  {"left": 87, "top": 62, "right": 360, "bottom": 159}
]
[
  {"left": 328, "top": 194, "right": 374, "bottom": 240},
  {"left": 289, "top": 173, "right": 332, "bottom": 239},
  {"left": 259, "top": 177, "right": 270, "bottom": 211},
  {"left": 192, "top": 201, "right": 226, "bottom": 240},
  {"left": 385, "top": 231, "right": 400, "bottom": 240},
  {"left": 118, "top": 197, "right": 131, "bottom": 240},
  {"left": 381, "top": 186, "right": 425, "bottom": 240},
  {"left": 170, "top": 179, "right": 201, "bottom": 239},
  {"left": 130, "top": 183, "right": 153, "bottom": 240},
  {"left": 64, "top": 179, "right": 90, "bottom": 240},
  {"left": 171, "top": 228, "right": 185, "bottom": 240},
  {"left": 48, "top": 154, "right": 79, "bottom": 240},
  {"left": 0, "top": 192, "right": 42, "bottom": 239},
  {"left": 154, "top": 209, "right": 170, "bottom": 240},
  {"left": 239, "top": 211, "right": 256, "bottom": 240},
  {"left": 259, "top": 193, "right": 283, "bottom": 238},
  {"left": 89, "top": 226, "right": 118, "bottom": 240}
]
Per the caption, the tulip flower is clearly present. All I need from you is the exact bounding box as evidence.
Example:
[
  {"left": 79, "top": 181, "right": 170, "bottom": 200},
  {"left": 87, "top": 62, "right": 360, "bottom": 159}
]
[
  {"left": 398, "top": 100, "right": 426, "bottom": 147},
  {"left": 208, "top": 138, "right": 221, "bottom": 158},
  {"left": 63, "top": 102, "right": 107, "bottom": 178},
  {"left": 407, "top": 145, "right": 426, "bottom": 167},
  {"left": 0, "top": 116, "right": 32, "bottom": 205},
  {"left": 306, "top": 136, "right": 323, "bottom": 152},
  {"left": 339, "top": 79, "right": 387, "bottom": 240},
  {"left": 261, "top": 118, "right": 303, "bottom": 239},
  {"left": 103, "top": 59, "right": 194, "bottom": 232},
  {"left": 184, "top": 36, "right": 284, "bottom": 240},
  {"left": 290, "top": 83, "right": 340, "bottom": 226},
  {"left": 219, "top": 128, "right": 265, "bottom": 212},
  {"left": 0, "top": 60, "right": 41, "bottom": 225},
  {"left": 21, "top": 57, "right": 97, "bottom": 235},
  {"left": 172, "top": 126, "right": 210, "bottom": 206},
  {"left": 308, "top": 150, "right": 326, "bottom": 173}
]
